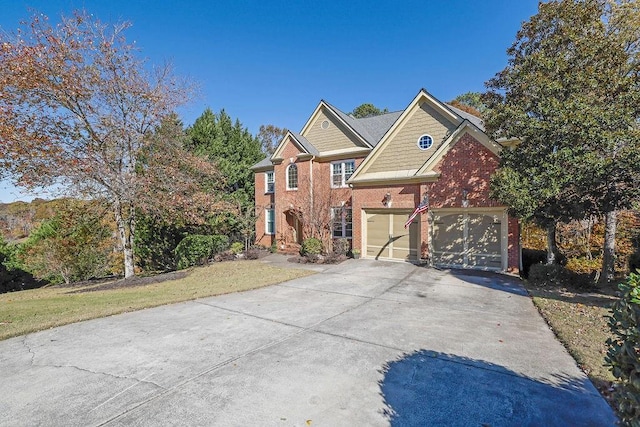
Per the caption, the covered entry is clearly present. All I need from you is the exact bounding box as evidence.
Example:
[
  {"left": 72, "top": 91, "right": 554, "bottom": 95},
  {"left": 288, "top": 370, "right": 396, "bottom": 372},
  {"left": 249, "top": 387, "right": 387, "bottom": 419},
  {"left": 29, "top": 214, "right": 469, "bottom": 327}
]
[
  {"left": 364, "top": 210, "right": 418, "bottom": 261},
  {"left": 430, "top": 209, "right": 507, "bottom": 270}
]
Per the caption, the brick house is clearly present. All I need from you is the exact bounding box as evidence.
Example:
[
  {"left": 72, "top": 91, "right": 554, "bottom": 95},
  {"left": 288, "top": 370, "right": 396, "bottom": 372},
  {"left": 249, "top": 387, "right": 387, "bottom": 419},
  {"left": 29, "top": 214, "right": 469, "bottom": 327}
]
[{"left": 251, "top": 89, "right": 520, "bottom": 272}]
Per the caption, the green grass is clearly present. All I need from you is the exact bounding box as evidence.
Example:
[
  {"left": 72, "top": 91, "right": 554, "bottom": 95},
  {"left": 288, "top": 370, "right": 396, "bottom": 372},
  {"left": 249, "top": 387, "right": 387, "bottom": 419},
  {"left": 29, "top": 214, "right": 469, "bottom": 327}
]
[{"left": 0, "top": 261, "right": 314, "bottom": 341}]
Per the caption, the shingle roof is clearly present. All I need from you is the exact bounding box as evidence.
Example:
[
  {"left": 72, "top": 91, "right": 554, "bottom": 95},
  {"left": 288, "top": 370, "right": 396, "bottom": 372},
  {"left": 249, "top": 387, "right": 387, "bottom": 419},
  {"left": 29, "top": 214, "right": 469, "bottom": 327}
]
[
  {"left": 353, "top": 111, "right": 403, "bottom": 146},
  {"left": 250, "top": 157, "right": 273, "bottom": 170},
  {"left": 323, "top": 101, "right": 401, "bottom": 147},
  {"left": 444, "top": 103, "right": 485, "bottom": 131},
  {"left": 290, "top": 131, "right": 319, "bottom": 156}
]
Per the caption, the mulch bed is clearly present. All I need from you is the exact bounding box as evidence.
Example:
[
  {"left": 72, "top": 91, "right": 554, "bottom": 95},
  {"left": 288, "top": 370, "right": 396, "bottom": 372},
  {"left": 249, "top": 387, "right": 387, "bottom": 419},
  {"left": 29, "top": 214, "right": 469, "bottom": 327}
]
[{"left": 63, "top": 270, "right": 190, "bottom": 294}]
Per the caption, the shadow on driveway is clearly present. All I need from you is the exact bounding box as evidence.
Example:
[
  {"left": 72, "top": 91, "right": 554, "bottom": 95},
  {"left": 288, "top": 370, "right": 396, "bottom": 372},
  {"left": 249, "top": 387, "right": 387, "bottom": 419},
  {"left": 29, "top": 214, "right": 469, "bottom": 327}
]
[{"left": 379, "top": 350, "right": 616, "bottom": 427}]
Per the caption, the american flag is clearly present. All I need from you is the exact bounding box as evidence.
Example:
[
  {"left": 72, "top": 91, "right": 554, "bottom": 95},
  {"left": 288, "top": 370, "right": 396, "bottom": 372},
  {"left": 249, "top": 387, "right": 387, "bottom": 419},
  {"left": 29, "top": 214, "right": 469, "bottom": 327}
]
[{"left": 404, "top": 199, "right": 429, "bottom": 229}]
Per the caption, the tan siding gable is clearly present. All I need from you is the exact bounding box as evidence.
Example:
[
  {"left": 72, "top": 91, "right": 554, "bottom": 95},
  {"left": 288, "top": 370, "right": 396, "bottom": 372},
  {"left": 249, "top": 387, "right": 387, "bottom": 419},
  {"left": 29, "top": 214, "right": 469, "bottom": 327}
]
[
  {"left": 304, "top": 109, "right": 367, "bottom": 153},
  {"left": 366, "top": 102, "right": 456, "bottom": 174}
]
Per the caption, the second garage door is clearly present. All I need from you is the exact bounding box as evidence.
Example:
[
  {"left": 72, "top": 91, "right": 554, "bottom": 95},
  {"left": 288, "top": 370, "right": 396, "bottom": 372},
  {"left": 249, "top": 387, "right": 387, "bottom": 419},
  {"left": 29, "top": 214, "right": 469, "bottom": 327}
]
[
  {"left": 365, "top": 210, "right": 418, "bottom": 261},
  {"left": 431, "top": 210, "right": 504, "bottom": 270}
]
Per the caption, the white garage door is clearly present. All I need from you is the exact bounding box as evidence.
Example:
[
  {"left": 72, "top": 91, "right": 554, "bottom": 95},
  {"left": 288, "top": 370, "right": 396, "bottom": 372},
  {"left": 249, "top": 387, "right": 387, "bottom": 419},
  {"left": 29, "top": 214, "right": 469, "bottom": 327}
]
[
  {"left": 365, "top": 210, "right": 418, "bottom": 261},
  {"left": 431, "top": 211, "right": 503, "bottom": 270}
]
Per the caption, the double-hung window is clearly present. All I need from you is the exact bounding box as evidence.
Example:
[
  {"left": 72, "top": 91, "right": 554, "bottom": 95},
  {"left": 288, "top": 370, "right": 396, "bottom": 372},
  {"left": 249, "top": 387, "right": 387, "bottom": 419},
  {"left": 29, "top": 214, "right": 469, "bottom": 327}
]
[
  {"left": 265, "top": 209, "right": 275, "bottom": 235},
  {"left": 287, "top": 164, "right": 298, "bottom": 190},
  {"left": 265, "top": 171, "right": 274, "bottom": 193},
  {"left": 331, "top": 160, "right": 355, "bottom": 188},
  {"left": 332, "top": 207, "right": 353, "bottom": 238}
]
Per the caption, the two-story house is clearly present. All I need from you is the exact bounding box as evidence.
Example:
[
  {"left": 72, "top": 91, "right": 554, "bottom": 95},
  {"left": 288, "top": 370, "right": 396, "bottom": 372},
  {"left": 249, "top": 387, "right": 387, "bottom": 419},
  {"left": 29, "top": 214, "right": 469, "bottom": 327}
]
[{"left": 251, "top": 89, "right": 520, "bottom": 272}]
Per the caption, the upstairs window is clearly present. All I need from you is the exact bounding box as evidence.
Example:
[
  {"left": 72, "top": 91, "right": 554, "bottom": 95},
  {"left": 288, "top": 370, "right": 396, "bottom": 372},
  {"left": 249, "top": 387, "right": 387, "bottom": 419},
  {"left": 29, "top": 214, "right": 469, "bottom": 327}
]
[
  {"left": 265, "top": 171, "right": 274, "bottom": 193},
  {"left": 331, "top": 160, "right": 355, "bottom": 188},
  {"left": 287, "top": 164, "right": 298, "bottom": 190},
  {"left": 417, "top": 134, "right": 433, "bottom": 150}
]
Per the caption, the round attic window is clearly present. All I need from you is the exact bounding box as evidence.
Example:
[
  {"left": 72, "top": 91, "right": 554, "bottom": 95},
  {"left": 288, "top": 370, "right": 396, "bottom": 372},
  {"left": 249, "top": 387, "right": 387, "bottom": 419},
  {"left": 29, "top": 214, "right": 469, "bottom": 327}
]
[
  {"left": 321, "top": 120, "right": 330, "bottom": 129},
  {"left": 417, "top": 134, "right": 433, "bottom": 150}
]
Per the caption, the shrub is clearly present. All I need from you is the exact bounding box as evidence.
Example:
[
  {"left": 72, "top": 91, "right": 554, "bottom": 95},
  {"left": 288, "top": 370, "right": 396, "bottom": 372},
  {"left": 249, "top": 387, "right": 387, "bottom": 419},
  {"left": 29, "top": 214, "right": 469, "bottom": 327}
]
[
  {"left": 134, "top": 213, "right": 185, "bottom": 272},
  {"left": 527, "top": 263, "right": 592, "bottom": 289},
  {"left": 18, "top": 203, "right": 113, "bottom": 284},
  {"left": 606, "top": 273, "right": 640, "bottom": 425},
  {"left": 230, "top": 242, "right": 244, "bottom": 255},
  {"left": 300, "top": 238, "right": 323, "bottom": 256},
  {"left": 270, "top": 241, "right": 278, "bottom": 253},
  {"left": 175, "top": 234, "right": 229, "bottom": 270},
  {"left": 565, "top": 257, "right": 603, "bottom": 275},
  {"left": 244, "top": 249, "right": 261, "bottom": 260},
  {"left": 521, "top": 248, "right": 547, "bottom": 278},
  {"left": 333, "top": 238, "right": 350, "bottom": 256},
  {"left": 629, "top": 249, "right": 640, "bottom": 274}
]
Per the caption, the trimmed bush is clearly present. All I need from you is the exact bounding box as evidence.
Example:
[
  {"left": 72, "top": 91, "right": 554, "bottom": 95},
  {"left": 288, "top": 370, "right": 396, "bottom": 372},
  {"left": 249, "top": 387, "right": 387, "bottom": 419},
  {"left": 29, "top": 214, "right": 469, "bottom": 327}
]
[
  {"left": 230, "top": 242, "right": 244, "bottom": 255},
  {"left": 606, "top": 273, "right": 640, "bottom": 425},
  {"left": 521, "top": 248, "right": 547, "bottom": 278},
  {"left": 175, "top": 234, "right": 229, "bottom": 270},
  {"left": 300, "top": 237, "right": 322, "bottom": 256}
]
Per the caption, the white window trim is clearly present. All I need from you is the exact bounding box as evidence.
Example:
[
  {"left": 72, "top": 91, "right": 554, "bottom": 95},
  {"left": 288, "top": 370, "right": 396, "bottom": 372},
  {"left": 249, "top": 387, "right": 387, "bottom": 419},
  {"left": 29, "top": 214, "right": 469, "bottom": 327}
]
[
  {"left": 331, "top": 206, "right": 353, "bottom": 239},
  {"left": 417, "top": 134, "right": 433, "bottom": 150},
  {"left": 331, "top": 160, "right": 355, "bottom": 188},
  {"left": 265, "top": 209, "right": 275, "bottom": 235},
  {"left": 265, "top": 171, "right": 274, "bottom": 193},
  {"left": 286, "top": 164, "right": 298, "bottom": 190}
]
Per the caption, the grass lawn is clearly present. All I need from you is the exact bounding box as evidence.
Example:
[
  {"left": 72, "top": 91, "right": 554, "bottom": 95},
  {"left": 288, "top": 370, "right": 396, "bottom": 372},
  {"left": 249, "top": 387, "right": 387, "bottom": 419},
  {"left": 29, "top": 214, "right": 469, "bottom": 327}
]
[
  {"left": 0, "top": 260, "right": 314, "bottom": 341},
  {"left": 523, "top": 282, "right": 618, "bottom": 401}
]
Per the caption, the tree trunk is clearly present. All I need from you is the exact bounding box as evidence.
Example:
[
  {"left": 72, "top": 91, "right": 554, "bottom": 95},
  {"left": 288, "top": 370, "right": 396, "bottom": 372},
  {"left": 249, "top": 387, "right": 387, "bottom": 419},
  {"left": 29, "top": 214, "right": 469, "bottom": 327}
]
[
  {"left": 114, "top": 199, "right": 135, "bottom": 279},
  {"left": 546, "top": 222, "right": 560, "bottom": 264},
  {"left": 599, "top": 210, "right": 617, "bottom": 286}
]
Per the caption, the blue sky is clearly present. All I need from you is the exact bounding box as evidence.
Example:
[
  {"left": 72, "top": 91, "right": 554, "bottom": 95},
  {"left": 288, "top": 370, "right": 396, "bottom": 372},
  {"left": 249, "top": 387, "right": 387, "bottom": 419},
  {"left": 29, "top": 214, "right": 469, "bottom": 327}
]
[{"left": 0, "top": 0, "right": 540, "bottom": 202}]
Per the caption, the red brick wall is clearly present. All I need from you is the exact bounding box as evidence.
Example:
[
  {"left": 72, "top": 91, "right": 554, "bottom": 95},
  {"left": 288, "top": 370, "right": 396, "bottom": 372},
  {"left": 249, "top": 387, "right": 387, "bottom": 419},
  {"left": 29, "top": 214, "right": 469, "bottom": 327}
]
[{"left": 426, "top": 132, "right": 501, "bottom": 209}]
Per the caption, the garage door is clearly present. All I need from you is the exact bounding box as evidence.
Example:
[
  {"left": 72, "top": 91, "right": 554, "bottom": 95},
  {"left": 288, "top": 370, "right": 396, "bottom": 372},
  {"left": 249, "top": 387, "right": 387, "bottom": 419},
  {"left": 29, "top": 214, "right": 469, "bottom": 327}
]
[
  {"left": 431, "top": 211, "right": 503, "bottom": 269},
  {"left": 365, "top": 211, "right": 418, "bottom": 261}
]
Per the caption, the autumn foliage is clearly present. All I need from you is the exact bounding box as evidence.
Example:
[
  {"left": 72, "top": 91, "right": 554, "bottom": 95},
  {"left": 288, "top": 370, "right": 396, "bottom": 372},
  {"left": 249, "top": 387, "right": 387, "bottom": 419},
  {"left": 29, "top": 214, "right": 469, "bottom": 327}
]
[{"left": 0, "top": 10, "right": 225, "bottom": 277}]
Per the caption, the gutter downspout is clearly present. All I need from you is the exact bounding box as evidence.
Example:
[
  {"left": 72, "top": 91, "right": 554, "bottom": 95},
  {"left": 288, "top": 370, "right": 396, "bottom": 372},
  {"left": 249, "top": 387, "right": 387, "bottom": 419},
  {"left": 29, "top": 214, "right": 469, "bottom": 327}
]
[{"left": 309, "top": 156, "right": 315, "bottom": 239}]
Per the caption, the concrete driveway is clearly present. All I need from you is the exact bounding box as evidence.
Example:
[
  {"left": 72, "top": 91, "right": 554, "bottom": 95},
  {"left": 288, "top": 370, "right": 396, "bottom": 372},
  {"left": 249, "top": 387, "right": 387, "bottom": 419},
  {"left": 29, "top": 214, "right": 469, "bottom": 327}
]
[{"left": 0, "top": 256, "right": 616, "bottom": 426}]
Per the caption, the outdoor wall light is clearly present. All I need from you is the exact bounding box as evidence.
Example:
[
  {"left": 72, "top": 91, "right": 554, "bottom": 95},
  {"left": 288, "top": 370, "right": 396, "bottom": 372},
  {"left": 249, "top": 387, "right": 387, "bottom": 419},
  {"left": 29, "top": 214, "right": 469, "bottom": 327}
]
[
  {"left": 462, "top": 189, "right": 469, "bottom": 208},
  {"left": 383, "top": 192, "right": 392, "bottom": 207}
]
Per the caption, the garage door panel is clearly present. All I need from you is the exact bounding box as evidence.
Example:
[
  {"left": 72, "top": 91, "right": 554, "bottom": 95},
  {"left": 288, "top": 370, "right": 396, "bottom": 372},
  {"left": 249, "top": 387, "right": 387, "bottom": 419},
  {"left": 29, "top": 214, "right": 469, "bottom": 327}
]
[
  {"left": 432, "top": 214, "right": 464, "bottom": 265},
  {"left": 366, "top": 213, "right": 389, "bottom": 258},
  {"left": 367, "top": 213, "right": 388, "bottom": 245},
  {"left": 431, "top": 211, "right": 503, "bottom": 270},
  {"left": 366, "top": 211, "right": 418, "bottom": 261},
  {"left": 468, "top": 214, "right": 501, "bottom": 255}
]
